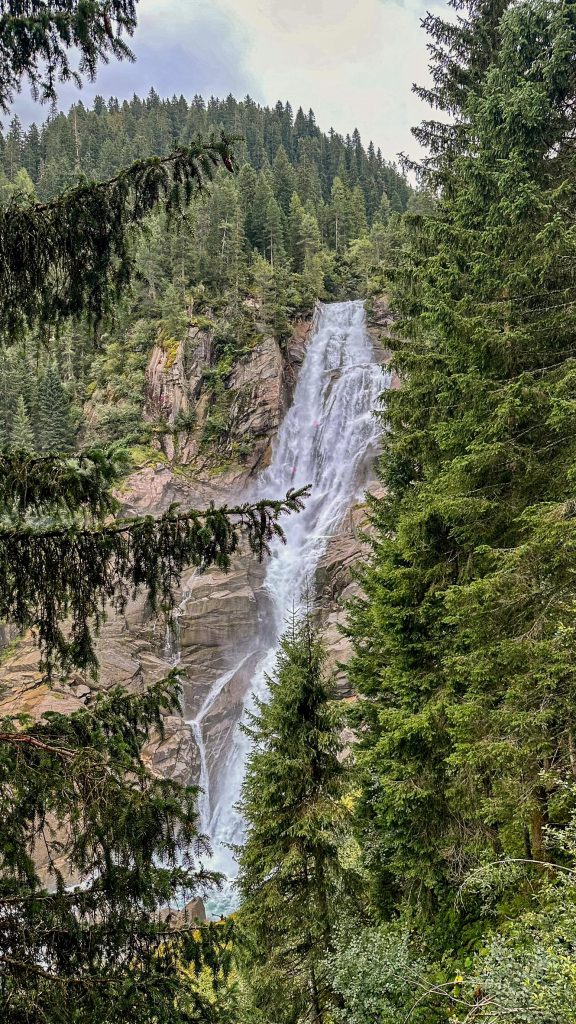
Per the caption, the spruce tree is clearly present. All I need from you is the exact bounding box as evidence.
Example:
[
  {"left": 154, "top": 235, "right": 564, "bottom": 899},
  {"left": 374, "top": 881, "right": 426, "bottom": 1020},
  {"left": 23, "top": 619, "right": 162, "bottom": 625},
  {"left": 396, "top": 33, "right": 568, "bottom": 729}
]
[
  {"left": 287, "top": 193, "right": 321, "bottom": 275},
  {"left": 0, "top": 676, "right": 236, "bottom": 1024},
  {"left": 2, "top": 115, "right": 22, "bottom": 179},
  {"left": 348, "top": 0, "right": 576, "bottom": 931},
  {"left": 348, "top": 185, "right": 368, "bottom": 238},
  {"left": 10, "top": 393, "right": 35, "bottom": 451},
  {"left": 329, "top": 176, "right": 351, "bottom": 251},
  {"left": 250, "top": 172, "right": 275, "bottom": 255},
  {"left": 0, "top": 349, "right": 16, "bottom": 448},
  {"left": 237, "top": 616, "right": 349, "bottom": 1024},
  {"left": 0, "top": 1, "right": 138, "bottom": 113},
  {"left": 264, "top": 195, "right": 285, "bottom": 267},
  {"left": 272, "top": 144, "right": 296, "bottom": 214},
  {"left": 411, "top": 0, "right": 511, "bottom": 183},
  {"left": 0, "top": 129, "right": 237, "bottom": 342},
  {"left": 36, "top": 362, "right": 75, "bottom": 451}
]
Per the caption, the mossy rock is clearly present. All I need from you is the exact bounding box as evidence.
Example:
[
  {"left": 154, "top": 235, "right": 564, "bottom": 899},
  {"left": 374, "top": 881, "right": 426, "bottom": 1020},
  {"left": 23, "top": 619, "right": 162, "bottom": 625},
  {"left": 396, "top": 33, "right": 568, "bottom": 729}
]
[
  {"left": 190, "top": 315, "right": 215, "bottom": 332},
  {"left": 0, "top": 633, "right": 22, "bottom": 666},
  {"left": 128, "top": 444, "right": 169, "bottom": 469},
  {"left": 158, "top": 333, "right": 181, "bottom": 371}
]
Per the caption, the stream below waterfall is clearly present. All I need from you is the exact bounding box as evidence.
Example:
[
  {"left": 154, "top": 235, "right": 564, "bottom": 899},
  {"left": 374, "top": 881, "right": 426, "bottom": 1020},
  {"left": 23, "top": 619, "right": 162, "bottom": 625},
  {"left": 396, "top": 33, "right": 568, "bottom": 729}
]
[{"left": 171, "top": 300, "right": 389, "bottom": 916}]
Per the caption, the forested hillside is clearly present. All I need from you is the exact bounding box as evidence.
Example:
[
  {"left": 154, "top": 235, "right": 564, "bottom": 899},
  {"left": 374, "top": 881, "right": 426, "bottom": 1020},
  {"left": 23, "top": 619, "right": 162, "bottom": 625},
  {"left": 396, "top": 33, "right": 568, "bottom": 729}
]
[
  {"left": 0, "top": 94, "right": 409, "bottom": 455},
  {"left": 3, "top": 0, "right": 576, "bottom": 1022}
]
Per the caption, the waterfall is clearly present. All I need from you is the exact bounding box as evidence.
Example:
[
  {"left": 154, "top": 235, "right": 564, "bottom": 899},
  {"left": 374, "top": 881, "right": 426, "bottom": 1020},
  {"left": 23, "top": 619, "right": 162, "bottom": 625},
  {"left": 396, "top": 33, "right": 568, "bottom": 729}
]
[
  {"left": 194, "top": 300, "right": 389, "bottom": 914},
  {"left": 163, "top": 620, "right": 181, "bottom": 667},
  {"left": 163, "top": 572, "right": 199, "bottom": 667}
]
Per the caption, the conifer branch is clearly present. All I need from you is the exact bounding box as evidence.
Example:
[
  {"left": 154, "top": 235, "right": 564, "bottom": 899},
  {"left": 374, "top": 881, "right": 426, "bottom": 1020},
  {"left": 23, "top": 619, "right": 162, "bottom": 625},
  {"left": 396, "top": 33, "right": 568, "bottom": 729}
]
[
  {"left": 0, "top": 733, "right": 76, "bottom": 756},
  {"left": 0, "top": 1, "right": 139, "bottom": 112},
  {"left": 0, "top": 132, "right": 237, "bottom": 339},
  {"left": 0, "top": 487, "right": 308, "bottom": 677},
  {"left": 0, "top": 446, "right": 128, "bottom": 517}
]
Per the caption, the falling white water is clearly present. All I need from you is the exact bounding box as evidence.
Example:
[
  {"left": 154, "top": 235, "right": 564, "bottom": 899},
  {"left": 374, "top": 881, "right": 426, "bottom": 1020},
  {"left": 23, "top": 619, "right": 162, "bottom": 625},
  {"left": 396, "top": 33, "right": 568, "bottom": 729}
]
[
  {"left": 163, "top": 571, "right": 200, "bottom": 667},
  {"left": 163, "top": 621, "right": 181, "bottom": 667},
  {"left": 191, "top": 300, "right": 389, "bottom": 915}
]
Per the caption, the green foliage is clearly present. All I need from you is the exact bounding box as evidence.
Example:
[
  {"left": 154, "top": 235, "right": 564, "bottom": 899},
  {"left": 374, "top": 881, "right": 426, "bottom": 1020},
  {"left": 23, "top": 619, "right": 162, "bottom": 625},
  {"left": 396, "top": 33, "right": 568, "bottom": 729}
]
[
  {"left": 0, "top": 166, "right": 35, "bottom": 203},
  {"left": 0, "top": 12, "right": 316, "bottom": 1024},
  {"left": 0, "top": 91, "right": 410, "bottom": 454},
  {"left": 0, "top": 445, "right": 128, "bottom": 518},
  {"left": 344, "top": 0, "right": 576, "bottom": 1002},
  {"left": 83, "top": 316, "right": 153, "bottom": 446},
  {"left": 237, "top": 616, "right": 352, "bottom": 1024},
  {"left": 10, "top": 394, "right": 34, "bottom": 451},
  {"left": 349, "top": 0, "right": 576, "bottom": 913},
  {"left": 0, "top": 673, "right": 237, "bottom": 1024},
  {"left": 0, "top": 486, "right": 307, "bottom": 678},
  {"left": 456, "top": 929, "right": 576, "bottom": 1023},
  {"left": 36, "top": 362, "right": 75, "bottom": 451},
  {"left": 425, "top": 829, "right": 576, "bottom": 1022},
  {"left": 326, "top": 925, "right": 426, "bottom": 1024},
  {"left": 0, "top": 2, "right": 138, "bottom": 113},
  {"left": 0, "top": 133, "right": 235, "bottom": 341}
]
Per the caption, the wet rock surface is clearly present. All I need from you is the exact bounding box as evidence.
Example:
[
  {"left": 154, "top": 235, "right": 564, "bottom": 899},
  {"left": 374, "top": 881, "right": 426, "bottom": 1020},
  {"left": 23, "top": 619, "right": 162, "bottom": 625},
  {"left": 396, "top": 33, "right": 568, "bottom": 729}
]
[{"left": 1, "top": 301, "right": 392, "bottom": 797}]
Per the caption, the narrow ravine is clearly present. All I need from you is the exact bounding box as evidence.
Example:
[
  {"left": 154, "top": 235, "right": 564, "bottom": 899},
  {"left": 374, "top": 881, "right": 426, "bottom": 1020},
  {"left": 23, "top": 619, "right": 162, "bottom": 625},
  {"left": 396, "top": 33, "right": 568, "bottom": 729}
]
[{"left": 186, "top": 300, "right": 389, "bottom": 914}]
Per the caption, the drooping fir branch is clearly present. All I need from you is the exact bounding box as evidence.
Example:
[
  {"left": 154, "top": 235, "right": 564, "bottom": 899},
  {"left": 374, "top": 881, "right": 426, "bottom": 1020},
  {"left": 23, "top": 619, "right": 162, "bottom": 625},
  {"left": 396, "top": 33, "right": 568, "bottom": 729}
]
[
  {"left": 0, "top": 133, "right": 237, "bottom": 339},
  {"left": 0, "top": 674, "right": 202, "bottom": 881},
  {"left": 0, "top": 488, "right": 308, "bottom": 678},
  {"left": 0, "top": 674, "right": 235, "bottom": 1023},
  {"left": 0, "top": 1, "right": 138, "bottom": 113},
  {"left": 0, "top": 445, "right": 128, "bottom": 519}
]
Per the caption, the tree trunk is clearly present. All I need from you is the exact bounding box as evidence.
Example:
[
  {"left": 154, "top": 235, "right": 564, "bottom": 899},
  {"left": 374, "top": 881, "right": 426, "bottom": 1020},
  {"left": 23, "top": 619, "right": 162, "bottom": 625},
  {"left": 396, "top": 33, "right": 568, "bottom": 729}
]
[
  {"left": 530, "top": 786, "right": 549, "bottom": 864},
  {"left": 309, "top": 963, "right": 323, "bottom": 1024}
]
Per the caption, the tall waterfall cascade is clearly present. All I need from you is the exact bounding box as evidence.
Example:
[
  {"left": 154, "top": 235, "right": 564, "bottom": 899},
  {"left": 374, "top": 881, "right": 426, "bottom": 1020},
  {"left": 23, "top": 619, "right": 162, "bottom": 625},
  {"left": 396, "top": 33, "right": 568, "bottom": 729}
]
[{"left": 186, "top": 300, "right": 389, "bottom": 913}]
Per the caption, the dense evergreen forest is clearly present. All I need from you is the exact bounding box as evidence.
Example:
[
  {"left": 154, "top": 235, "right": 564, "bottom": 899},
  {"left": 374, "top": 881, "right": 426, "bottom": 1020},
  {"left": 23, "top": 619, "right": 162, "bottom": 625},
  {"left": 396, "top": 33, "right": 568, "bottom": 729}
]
[
  {"left": 2, "top": 0, "right": 576, "bottom": 1022},
  {"left": 0, "top": 94, "right": 410, "bottom": 454}
]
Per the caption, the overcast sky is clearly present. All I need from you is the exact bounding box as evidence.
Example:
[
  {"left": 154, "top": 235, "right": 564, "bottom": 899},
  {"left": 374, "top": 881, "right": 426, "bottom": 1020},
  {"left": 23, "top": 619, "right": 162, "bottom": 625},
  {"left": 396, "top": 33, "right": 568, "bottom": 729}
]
[{"left": 14, "top": 0, "right": 444, "bottom": 165}]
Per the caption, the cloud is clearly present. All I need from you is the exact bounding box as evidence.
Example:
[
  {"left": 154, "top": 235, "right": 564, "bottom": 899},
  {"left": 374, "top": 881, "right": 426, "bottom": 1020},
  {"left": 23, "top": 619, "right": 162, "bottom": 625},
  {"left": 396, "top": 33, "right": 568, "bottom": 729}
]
[
  {"left": 208, "top": 0, "right": 440, "bottom": 161},
  {"left": 12, "top": 1, "right": 257, "bottom": 125},
  {"left": 11, "top": 0, "right": 445, "bottom": 163}
]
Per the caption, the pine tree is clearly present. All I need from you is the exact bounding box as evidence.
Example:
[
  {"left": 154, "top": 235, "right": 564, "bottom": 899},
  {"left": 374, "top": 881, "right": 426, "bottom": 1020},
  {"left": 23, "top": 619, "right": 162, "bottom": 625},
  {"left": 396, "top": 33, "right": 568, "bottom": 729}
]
[
  {"left": 0, "top": 675, "right": 237, "bottom": 1024},
  {"left": 234, "top": 162, "right": 257, "bottom": 257},
  {"left": 411, "top": 0, "right": 511, "bottom": 183},
  {"left": 329, "top": 176, "right": 351, "bottom": 251},
  {"left": 297, "top": 154, "right": 323, "bottom": 209},
  {"left": 0, "top": 129, "right": 236, "bottom": 342},
  {"left": 2, "top": 115, "right": 22, "bottom": 179},
  {"left": 288, "top": 192, "right": 307, "bottom": 270},
  {"left": 288, "top": 193, "right": 323, "bottom": 293},
  {"left": 264, "top": 195, "right": 286, "bottom": 267},
  {"left": 348, "top": 185, "right": 368, "bottom": 238},
  {"left": 250, "top": 171, "right": 275, "bottom": 255},
  {"left": 237, "top": 616, "right": 349, "bottom": 1024},
  {"left": 0, "top": 349, "right": 16, "bottom": 448},
  {"left": 251, "top": 255, "right": 291, "bottom": 340}
]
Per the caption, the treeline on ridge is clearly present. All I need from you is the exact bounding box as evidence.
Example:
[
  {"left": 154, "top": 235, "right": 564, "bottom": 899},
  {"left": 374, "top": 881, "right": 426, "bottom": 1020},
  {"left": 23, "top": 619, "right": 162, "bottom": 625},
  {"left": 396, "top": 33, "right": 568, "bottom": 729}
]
[{"left": 0, "top": 94, "right": 412, "bottom": 458}]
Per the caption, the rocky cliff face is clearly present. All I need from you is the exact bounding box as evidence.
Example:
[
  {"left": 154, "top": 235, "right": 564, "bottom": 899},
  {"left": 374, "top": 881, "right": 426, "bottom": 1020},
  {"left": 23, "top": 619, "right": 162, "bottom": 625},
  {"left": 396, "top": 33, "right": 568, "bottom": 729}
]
[
  {"left": 0, "top": 299, "right": 394, "bottom": 796},
  {"left": 131, "top": 309, "right": 308, "bottom": 510}
]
